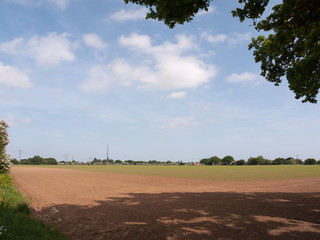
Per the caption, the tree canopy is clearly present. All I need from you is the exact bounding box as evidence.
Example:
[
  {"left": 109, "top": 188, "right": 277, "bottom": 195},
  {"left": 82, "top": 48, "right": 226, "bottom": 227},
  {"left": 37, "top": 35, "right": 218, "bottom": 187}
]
[{"left": 124, "top": 0, "right": 320, "bottom": 103}]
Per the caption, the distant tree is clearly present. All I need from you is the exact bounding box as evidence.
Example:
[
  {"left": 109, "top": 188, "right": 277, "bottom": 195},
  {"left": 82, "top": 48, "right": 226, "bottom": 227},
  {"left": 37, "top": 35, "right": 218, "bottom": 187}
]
[
  {"left": 210, "top": 156, "right": 221, "bottom": 165},
  {"left": 262, "top": 159, "right": 273, "bottom": 165},
  {"left": 317, "top": 160, "right": 320, "bottom": 165},
  {"left": 236, "top": 159, "right": 247, "bottom": 165},
  {"left": 284, "top": 157, "right": 296, "bottom": 165},
  {"left": 296, "top": 159, "right": 303, "bottom": 164},
  {"left": 304, "top": 158, "right": 317, "bottom": 165},
  {"left": 91, "top": 158, "right": 102, "bottom": 165},
  {"left": 200, "top": 158, "right": 210, "bottom": 165},
  {"left": 178, "top": 161, "right": 185, "bottom": 166},
  {"left": 108, "top": 159, "right": 114, "bottom": 164},
  {"left": 115, "top": 160, "right": 123, "bottom": 164},
  {"left": 44, "top": 157, "right": 58, "bottom": 165},
  {"left": 10, "top": 158, "right": 20, "bottom": 165},
  {"left": 273, "top": 158, "right": 284, "bottom": 165},
  {"left": 125, "top": 160, "right": 135, "bottom": 165},
  {"left": 221, "top": 156, "right": 234, "bottom": 165},
  {"left": 166, "top": 160, "right": 172, "bottom": 164},
  {"left": 148, "top": 160, "right": 158, "bottom": 165},
  {"left": 257, "top": 156, "right": 266, "bottom": 165},
  {"left": 248, "top": 157, "right": 260, "bottom": 165},
  {"left": 28, "top": 156, "right": 44, "bottom": 165}
]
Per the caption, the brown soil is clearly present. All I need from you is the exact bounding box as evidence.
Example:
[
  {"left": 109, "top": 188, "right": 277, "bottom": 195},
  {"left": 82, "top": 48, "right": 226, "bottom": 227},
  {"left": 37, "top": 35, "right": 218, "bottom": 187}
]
[{"left": 10, "top": 167, "right": 320, "bottom": 240}]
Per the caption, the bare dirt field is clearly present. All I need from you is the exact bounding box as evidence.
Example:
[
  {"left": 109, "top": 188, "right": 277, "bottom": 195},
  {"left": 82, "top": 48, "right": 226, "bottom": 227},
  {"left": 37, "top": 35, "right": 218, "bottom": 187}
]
[{"left": 11, "top": 167, "right": 320, "bottom": 240}]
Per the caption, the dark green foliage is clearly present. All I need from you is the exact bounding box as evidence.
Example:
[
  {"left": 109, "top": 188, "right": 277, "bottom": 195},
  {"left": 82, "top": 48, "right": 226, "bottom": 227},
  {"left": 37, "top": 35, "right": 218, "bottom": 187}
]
[
  {"left": 124, "top": 0, "right": 211, "bottom": 28},
  {"left": 274, "top": 157, "right": 284, "bottom": 165},
  {"left": 200, "top": 158, "right": 210, "bottom": 165},
  {"left": 126, "top": 0, "right": 320, "bottom": 103},
  {"left": 210, "top": 156, "right": 221, "bottom": 165},
  {"left": 221, "top": 156, "right": 234, "bottom": 165},
  {"left": 20, "top": 156, "right": 58, "bottom": 165},
  {"left": 248, "top": 157, "right": 260, "bottom": 165},
  {"left": 262, "top": 159, "right": 273, "bottom": 165},
  {"left": 236, "top": 159, "right": 247, "bottom": 165},
  {"left": 234, "top": 0, "right": 320, "bottom": 103},
  {"left": 10, "top": 159, "right": 19, "bottom": 165},
  {"left": 304, "top": 158, "right": 317, "bottom": 165},
  {"left": 284, "top": 158, "right": 296, "bottom": 165},
  {"left": 148, "top": 160, "right": 158, "bottom": 164}
]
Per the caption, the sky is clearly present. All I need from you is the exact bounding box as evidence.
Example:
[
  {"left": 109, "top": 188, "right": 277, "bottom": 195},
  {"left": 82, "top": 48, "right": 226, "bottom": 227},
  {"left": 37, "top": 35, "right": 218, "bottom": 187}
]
[{"left": 1, "top": 0, "right": 319, "bottom": 163}]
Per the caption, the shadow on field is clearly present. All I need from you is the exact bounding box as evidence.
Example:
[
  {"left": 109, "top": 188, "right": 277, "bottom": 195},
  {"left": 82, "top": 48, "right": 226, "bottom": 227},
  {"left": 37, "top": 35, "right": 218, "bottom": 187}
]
[{"left": 35, "top": 192, "right": 320, "bottom": 240}]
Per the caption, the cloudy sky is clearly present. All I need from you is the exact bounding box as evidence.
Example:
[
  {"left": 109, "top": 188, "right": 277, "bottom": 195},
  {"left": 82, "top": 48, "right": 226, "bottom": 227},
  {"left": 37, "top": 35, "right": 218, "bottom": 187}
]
[{"left": 1, "top": 0, "right": 319, "bottom": 162}]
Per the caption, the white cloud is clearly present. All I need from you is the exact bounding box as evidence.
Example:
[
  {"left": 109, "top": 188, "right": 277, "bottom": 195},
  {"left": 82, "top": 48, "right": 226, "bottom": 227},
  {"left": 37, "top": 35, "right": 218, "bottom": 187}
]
[
  {"left": 0, "top": 115, "right": 32, "bottom": 128},
  {"left": 27, "top": 32, "right": 75, "bottom": 66},
  {"left": 197, "top": 6, "right": 216, "bottom": 16},
  {"left": 0, "top": 33, "right": 76, "bottom": 67},
  {"left": 9, "top": 0, "right": 70, "bottom": 10},
  {"left": 0, "top": 38, "right": 24, "bottom": 54},
  {"left": 81, "top": 33, "right": 217, "bottom": 92},
  {"left": 226, "top": 72, "right": 263, "bottom": 86},
  {"left": 201, "top": 32, "right": 251, "bottom": 45},
  {"left": 110, "top": 8, "right": 147, "bottom": 22},
  {"left": 119, "top": 33, "right": 151, "bottom": 50},
  {"left": 161, "top": 116, "right": 209, "bottom": 129},
  {"left": 201, "top": 32, "right": 227, "bottom": 45},
  {"left": 167, "top": 91, "right": 187, "bottom": 99},
  {"left": 228, "top": 32, "right": 251, "bottom": 45},
  {"left": 46, "top": 0, "right": 69, "bottom": 10},
  {"left": 83, "top": 33, "right": 107, "bottom": 50},
  {"left": 79, "top": 65, "right": 112, "bottom": 92},
  {"left": 0, "top": 62, "right": 33, "bottom": 88}
]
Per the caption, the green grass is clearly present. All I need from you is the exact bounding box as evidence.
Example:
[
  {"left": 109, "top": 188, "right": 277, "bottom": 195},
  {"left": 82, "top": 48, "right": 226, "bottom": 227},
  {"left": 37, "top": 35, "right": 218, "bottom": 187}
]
[
  {"left": 0, "top": 173, "right": 67, "bottom": 240},
  {"left": 18, "top": 164, "right": 320, "bottom": 181}
]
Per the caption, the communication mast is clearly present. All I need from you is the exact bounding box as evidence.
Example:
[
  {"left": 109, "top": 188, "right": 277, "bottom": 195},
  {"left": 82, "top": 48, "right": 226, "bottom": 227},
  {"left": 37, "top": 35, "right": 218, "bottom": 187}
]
[{"left": 106, "top": 144, "right": 109, "bottom": 161}]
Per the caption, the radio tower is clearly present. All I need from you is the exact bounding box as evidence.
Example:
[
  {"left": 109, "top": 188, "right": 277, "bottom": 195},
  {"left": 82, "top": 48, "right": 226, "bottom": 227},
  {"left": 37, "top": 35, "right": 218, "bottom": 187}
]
[{"left": 106, "top": 144, "right": 109, "bottom": 161}]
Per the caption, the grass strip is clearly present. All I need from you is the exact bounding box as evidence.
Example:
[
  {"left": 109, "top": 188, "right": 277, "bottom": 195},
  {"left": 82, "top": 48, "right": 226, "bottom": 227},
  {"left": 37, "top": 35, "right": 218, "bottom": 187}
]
[
  {"left": 0, "top": 173, "right": 67, "bottom": 240},
  {"left": 25, "top": 165, "right": 320, "bottom": 181}
]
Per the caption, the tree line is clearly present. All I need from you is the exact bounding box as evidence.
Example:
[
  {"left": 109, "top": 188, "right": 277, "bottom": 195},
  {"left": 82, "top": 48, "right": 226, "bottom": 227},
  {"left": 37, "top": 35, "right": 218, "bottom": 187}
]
[
  {"left": 199, "top": 156, "right": 320, "bottom": 166},
  {"left": 11, "top": 156, "right": 58, "bottom": 165},
  {"left": 10, "top": 155, "right": 320, "bottom": 166}
]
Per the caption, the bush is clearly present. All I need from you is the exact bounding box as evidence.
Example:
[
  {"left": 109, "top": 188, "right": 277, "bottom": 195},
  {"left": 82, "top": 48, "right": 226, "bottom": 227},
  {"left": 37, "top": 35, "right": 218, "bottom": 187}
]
[{"left": 0, "top": 121, "right": 11, "bottom": 174}]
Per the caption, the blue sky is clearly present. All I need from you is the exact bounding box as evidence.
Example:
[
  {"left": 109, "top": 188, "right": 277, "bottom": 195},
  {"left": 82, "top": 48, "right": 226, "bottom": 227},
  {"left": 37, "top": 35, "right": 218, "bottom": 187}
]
[{"left": 1, "top": 0, "right": 319, "bottom": 162}]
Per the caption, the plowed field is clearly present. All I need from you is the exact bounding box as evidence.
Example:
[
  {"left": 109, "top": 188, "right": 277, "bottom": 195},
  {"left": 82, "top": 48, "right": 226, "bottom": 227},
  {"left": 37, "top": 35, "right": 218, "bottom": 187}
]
[{"left": 11, "top": 167, "right": 320, "bottom": 240}]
